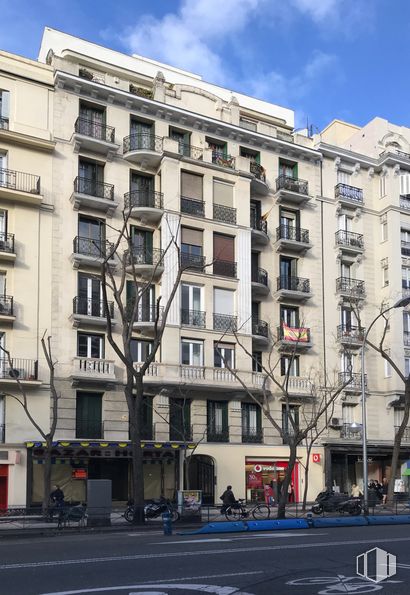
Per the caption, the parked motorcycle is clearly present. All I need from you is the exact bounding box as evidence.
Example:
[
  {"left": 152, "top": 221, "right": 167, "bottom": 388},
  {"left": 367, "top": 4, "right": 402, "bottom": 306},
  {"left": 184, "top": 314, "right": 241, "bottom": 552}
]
[
  {"left": 311, "top": 490, "right": 362, "bottom": 515},
  {"left": 124, "top": 497, "right": 180, "bottom": 523}
]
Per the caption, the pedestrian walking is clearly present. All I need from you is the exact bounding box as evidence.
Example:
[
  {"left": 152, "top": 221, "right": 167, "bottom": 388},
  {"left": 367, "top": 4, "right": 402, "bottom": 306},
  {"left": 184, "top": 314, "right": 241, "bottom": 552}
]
[
  {"left": 382, "top": 477, "right": 389, "bottom": 505},
  {"left": 288, "top": 482, "right": 295, "bottom": 503},
  {"left": 264, "top": 483, "right": 274, "bottom": 505},
  {"left": 49, "top": 484, "right": 65, "bottom": 521}
]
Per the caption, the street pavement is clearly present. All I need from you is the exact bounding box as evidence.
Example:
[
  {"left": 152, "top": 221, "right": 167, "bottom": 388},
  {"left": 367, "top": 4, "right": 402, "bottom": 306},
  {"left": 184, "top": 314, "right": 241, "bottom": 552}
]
[{"left": 0, "top": 524, "right": 409, "bottom": 594}]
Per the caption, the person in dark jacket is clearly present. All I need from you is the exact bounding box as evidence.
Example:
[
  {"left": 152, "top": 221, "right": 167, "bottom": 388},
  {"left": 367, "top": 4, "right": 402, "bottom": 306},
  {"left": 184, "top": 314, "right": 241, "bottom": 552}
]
[
  {"left": 220, "top": 485, "right": 236, "bottom": 513},
  {"left": 49, "top": 485, "right": 65, "bottom": 521}
]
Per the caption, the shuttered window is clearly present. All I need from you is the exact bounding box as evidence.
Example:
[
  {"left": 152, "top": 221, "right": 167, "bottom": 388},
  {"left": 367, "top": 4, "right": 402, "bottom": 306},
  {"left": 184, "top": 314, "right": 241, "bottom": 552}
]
[
  {"left": 76, "top": 392, "right": 102, "bottom": 439},
  {"left": 213, "top": 180, "right": 233, "bottom": 207},
  {"left": 181, "top": 227, "right": 203, "bottom": 246},
  {"left": 213, "top": 233, "right": 234, "bottom": 262},
  {"left": 181, "top": 172, "right": 203, "bottom": 200}
]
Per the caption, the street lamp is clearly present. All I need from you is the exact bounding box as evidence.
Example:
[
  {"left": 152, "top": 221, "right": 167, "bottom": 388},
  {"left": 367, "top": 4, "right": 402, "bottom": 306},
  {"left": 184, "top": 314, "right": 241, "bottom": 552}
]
[{"left": 359, "top": 295, "right": 410, "bottom": 515}]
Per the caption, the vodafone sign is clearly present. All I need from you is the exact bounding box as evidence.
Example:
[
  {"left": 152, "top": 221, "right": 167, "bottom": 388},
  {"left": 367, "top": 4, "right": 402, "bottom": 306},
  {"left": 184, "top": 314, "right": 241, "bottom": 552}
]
[{"left": 312, "top": 453, "right": 321, "bottom": 463}]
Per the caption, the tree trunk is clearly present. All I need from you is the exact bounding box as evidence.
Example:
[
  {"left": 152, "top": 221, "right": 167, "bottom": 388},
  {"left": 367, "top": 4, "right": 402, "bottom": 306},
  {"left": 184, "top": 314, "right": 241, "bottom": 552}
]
[
  {"left": 42, "top": 437, "right": 52, "bottom": 515},
  {"left": 302, "top": 441, "right": 314, "bottom": 512},
  {"left": 277, "top": 441, "right": 297, "bottom": 519},
  {"left": 129, "top": 371, "right": 145, "bottom": 523},
  {"left": 387, "top": 379, "right": 410, "bottom": 505}
]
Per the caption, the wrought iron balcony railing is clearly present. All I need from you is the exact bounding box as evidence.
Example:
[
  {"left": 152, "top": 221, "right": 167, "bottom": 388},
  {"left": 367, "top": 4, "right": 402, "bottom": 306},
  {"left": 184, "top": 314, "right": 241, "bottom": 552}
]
[
  {"left": 74, "top": 176, "right": 114, "bottom": 201},
  {"left": 211, "top": 151, "right": 235, "bottom": 169},
  {"left": 252, "top": 318, "right": 269, "bottom": 338},
  {"left": 0, "top": 232, "right": 15, "bottom": 254},
  {"left": 75, "top": 117, "right": 115, "bottom": 143},
  {"left": 336, "top": 277, "right": 365, "bottom": 297},
  {"left": 181, "top": 309, "right": 206, "bottom": 328},
  {"left": 181, "top": 196, "right": 205, "bottom": 217},
  {"left": 242, "top": 428, "right": 263, "bottom": 443},
  {"left": 181, "top": 252, "right": 205, "bottom": 271},
  {"left": 207, "top": 426, "right": 229, "bottom": 442},
  {"left": 338, "top": 372, "right": 367, "bottom": 390},
  {"left": 128, "top": 304, "right": 164, "bottom": 324},
  {"left": 404, "top": 331, "right": 410, "bottom": 347},
  {"left": 402, "top": 241, "right": 410, "bottom": 256},
  {"left": 250, "top": 213, "right": 268, "bottom": 235},
  {"left": 73, "top": 297, "right": 114, "bottom": 318},
  {"left": 400, "top": 195, "right": 410, "bottom": 210},
  {"left": 0, "top": 295, "right": 14, "bottom": 317},
  {"left": 170, "top": 424, "right": 193, "bottom": 442},
  {"left": 123, "top": 133, "right": 163, "bottom": 153},
  {"left": 249, "top": 162, "right": 266, "bottom": 182},
  {"left": 213, "top": 260, "right": 237, "bottom": 278},
  {"left": 0, "top": 167, "right": 40, "bottom": 194},
  {"left": 276, "top": 225, "right": 309, "bottom": 243},
  {"left": 0, "top": 423, "right": 4, "bottom": 443},
  {"left": 213, "top": 203, "right": 237, "bottom": 224},
  {"left": 395, "top": 426, "right": 410, "bottom": 442},
  {"left": 0, "top": 117, "right": 9, "bottom": 130},
  {"left": 335, "top": 230, "right": 364, "bottom": 249},
  {"left": 341, "top": 423, "right": 362, "bottom": 439},
  {"left": 76, "top": 419, "right": 103, "bottom": 440},
  {"left": 277, "top": 275, "right": 310, "bottom": 293},
  {"left": 337, "top": 325, "right": 365, "bottom": 343},
  {"left": 251, "top": 267, "right": 268, "bottom": 287},
  {"left": 73, "top": 236, "right": 114, "bottom": 259},
  {"left": 126, "top": 247, "right": 164, "bottom": 267},
  {"left": 335, "top": 183, "right": 363, "bottom": 204},
  {"left": 124, "top": 190, "right": 163, "bottom": 210},
  {"left": 213, "top": 313, "right": 238, "bottom": 332},
  {"left": 178, "top": 143, "right": 203, "bottom": 160},
  {"left": 0, "top": 358, "right": 38, "bottom": 380},
  {"left": 276, "top": 175, "right": 308, "bottom": 195}
]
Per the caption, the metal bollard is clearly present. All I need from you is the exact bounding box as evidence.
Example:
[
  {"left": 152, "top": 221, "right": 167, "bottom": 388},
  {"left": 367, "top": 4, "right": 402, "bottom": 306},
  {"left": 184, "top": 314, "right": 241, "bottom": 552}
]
[
  {"left": 306, "top": 512, "right": 313, "bottom": 528},
  {"left": 162, "top": 511, "right": 173, "bottom": 535}
]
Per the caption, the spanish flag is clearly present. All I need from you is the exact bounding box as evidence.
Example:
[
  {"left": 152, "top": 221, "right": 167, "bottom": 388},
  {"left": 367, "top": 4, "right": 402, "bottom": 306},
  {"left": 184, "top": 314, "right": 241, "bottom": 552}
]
[{"left": 282, "top": 322, "right": 309, "bottom": 342}]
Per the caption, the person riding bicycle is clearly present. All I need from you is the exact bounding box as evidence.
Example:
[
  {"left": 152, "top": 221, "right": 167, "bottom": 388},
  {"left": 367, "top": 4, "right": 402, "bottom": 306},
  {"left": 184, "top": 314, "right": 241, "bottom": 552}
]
[{"left": 220, "top": 485, "right": 236, "bottom": 513}]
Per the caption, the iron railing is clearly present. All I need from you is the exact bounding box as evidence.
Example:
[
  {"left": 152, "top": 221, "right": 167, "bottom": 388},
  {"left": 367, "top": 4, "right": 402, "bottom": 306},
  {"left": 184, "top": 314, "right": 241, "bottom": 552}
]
[
  {"left": 336, "top": 277, "right": 365, "bottom": 297},
  {"left": 126, "top": 247, "right": 164, "bottom": 267},
  {"left": 251, "top": 213, "right": 268, "bottom": 235},
  {"left": 213, "top": 313, "right": 238, "bottom": 332},
  {"left": 181, "top": 252, "right": 206, "bottom": 271},
  {"left": 335, "top": 183, "right": 363, "bottom": 204},
  {"left": 181, "top": 309, "right": 206, "bottom": 328},
  {"left": 338, "top": 372, "right": 367, "bottom": 390},
  {"left": 250, "top": 162, "right": 266, "bottom": 182},
  {"left": 397, "top": 150, "right": 410, "bottom": 160},
  {"left": 73, "top": 297, "right": 114, "bottom": 318},
  {"left": 123, "top": 133, "right": 163, "bottom": 153},
  {"left": 276, "top": 225, "right": 309, "bottom": 243},
  {"left": 251, "top": 267, "right": 268, "bottom": 287},
  {"left": 242, "top": 428, "right": 263, "bottom": 443},
  {"left": 0, "top": 423, "right": 4, "bottom": 443},
  {"left": 74, "top": 177, "right": 114, "bottom": 201},
  {"left": 213, "top": 203, "right": 237, "bottom": 224},
  {"left": 211, "top": 152, "right": 235, "bottom": 169},
  {"left": 207, "top": 426, "right": 229, "bottom": 442},
  {"left": 403, "top": 331, "right": 410, "bottom": 347},
  {"left": 395, "top": 426, "right": 410, "bottom": 442},
  {"left": 213, "top": 260, "right": 237, "bottom": 278},
  {"left": 337, "top": 325, "right": 365, "bottom": 343},
  {"left": 0, "top": 232, "right": 15, "bottom": 253},
  {"left": 400, "top": 195, "right": 410, "bottom": 210},
  {"left": 341, "top": 423, "right": 362, "bottom": 439},
  {"left": 130, "top": 304, "right": 164, "bottom": 324},
  {"left": 0, "top": 358, "right": 38, "bottom": 380},
  {"left": 402, "top": 241, "right": 410, "bottom": 256},
  {"left": 335, "top": 230, "right": 364, "bottom": 249},
  {"left": 75, "top": 117, "right": 115, "bottom": 143},
  {"left": 73, "top": 236, "right": 114, "bottom": 259},
  {"left": 0, "top": 167, "right": 40, "bottom": 194},
  {"left": 277, "top": 275, "right": 310, "bottom": 293},
  {"left": 178, "top": 143, "right": 203, "bottom": 160},
  {"left": 0, "top": 117, "right": 9, "bottom": 130},
  {"left": 276, "top": 175, "right": 308, "bottom": 195},
  {"left": 181, "top": 196, "right": 205, "bottom": 217},
  {"left": 252, "top": 318, "right": 269, "bottom": 338},
  {"left": 124, "top": 190, "right": 163, "bottom": 210},
  {"left": 75, "top": 420, "right": 103, "bottom": 440},
  {"left": 278, "top": 324, "right": 310, "bottom": 343},
  {"left": 0, "top": 295, "right": 14, "bottom": 317},
  {"left": 170, "top": 424, "right": 193, "bottom": 442}
]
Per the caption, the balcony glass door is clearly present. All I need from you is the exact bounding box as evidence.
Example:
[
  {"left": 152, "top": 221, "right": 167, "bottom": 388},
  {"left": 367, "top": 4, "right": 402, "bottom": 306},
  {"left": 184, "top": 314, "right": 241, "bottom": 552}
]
[
  {"left": 76, "top": 392, "right": 102, "bottom": 439},
  {"left": 181, "top": 339, "right": 203, "bottom": 366},
  {"left": 130, "top": 120, "right": 153, "bottom": 149},
  {"left": 131, "top": 228, "right": 153, "bottom": 263},
  {"left": 78, "top": 333, "right": 104, "bottom": 359},
  {"left": 181, "top": 284, "right": 202, "bottom": 325},
  {"left": 78, "top": 216, "right": 104, "bottom": 257},
  {"left": 79, "top": 105, "right": 105, "bottom": 139},
  {"left": 207, "top": 400, "right": 228, "bottom": 441},
  {"left": 130, "top": 173, "right": 154, "bottom": 205},
  {"left": 78, "top": 274, "right": 102, "bottom": 317},
  {"left": 281, "top": 305, "right": 298, "bottom": 327},
  {"left": 280, "top": 208, "right": 298, "bottom": 239},
  {"left": 78, "top": 160, "right": 104, "bottom": 195},
  {"left": 214, "top": 342, "right": 235, "bottom": 368}
]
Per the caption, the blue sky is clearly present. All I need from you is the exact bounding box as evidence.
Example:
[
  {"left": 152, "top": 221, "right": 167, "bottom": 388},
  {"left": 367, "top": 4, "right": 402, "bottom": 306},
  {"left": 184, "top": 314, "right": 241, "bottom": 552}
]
[{"left": 0, "top": 0, "right": 407, "bottom": 130}]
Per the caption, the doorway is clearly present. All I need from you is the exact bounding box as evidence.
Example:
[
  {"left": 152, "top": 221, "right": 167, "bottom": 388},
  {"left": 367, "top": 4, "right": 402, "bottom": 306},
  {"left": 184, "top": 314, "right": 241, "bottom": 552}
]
[
  {"left": 0, "top": 465, "right": 8, "bottom": 509},
  {"left": 187, "top": 454, "right": 215, "bottom": 505}
]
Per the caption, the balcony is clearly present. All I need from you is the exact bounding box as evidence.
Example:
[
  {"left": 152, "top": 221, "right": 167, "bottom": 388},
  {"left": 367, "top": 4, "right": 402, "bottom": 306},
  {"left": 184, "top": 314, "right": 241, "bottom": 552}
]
[
  {"left": 278, "top": 324, "right": 312, "bottom": 351},
  {"left": 338, "top": 372, "right": 367, "bottom": 393},
  {"left": 213, "top": 203, "right": 237, "bottom": 225},
  {"left": 211, "top": 151, "right": 235, "bottom": 170},
  {"left": 275, "top": 175, "right": 310, "bottom": 205},
  {"left": 213, "top": 313, "right": 238, "bottom": 333},
  {"left": 252, "top": 318, "right": 269, "bottom": 346},
  {"left": 336, "top": 277, "right": 365, "bottom": 300},
  {"left": 276, "top": 225, "right": 311, "bottom": 253},
  {"left": 0, "top": 358, "right": 40, "bottom": 387},
  {"left": 402, "top": 241, "right": 410, "bottom": 257},
  {"left": 0, "top": 167, "right": 42, "bottom": 205},
  {"left": 178, "top": 143, "right": 203, "bottom": 161},
  {"left": 213, "top": 260, "right": 237, "bottom": 278},
  {"left": 131, "top": 304, "right": 164, "bottom": 333},
  {"left": 123, "top": 133, "right": 163, "bottom": 168},
  {"left": 0, "top": 232, "right": 15, "bottom": 262},
  {"left": 335, "top": 183, "right": 363, "bottom": 208},
  {"left": 0, "top": 117, "right": 9, "bottom": 130},
  {"left": 181, "top": 252, "right": 206, "bottom": 272},
  {"left": 395, "top": 426, "right": 410, "bottom": 442},
  {"left": 71, "top": 236, "right": 115, "bottom": 269},
  {"left": 70, "top": 357, "right": 116, "bottom": 386},
  {"left": 251, "top": 267, "right": 269, "bottom": 297},
  {"left": 250, "top": 214, "right": 269, "bottom": 246},
  {"left": 71, "top": 297, "right": 114, "bottom": 328},
  {"left": 124, "top": 190, "right": 164, "bottom": 224},
  {"left": 242, "top": 427, "right": 263, "bottom": 444},
  {"left": 181, "top": 196, "right": 205, "bottom": 218},
  {"left": 71, "top": 177, "right": 117, "bottom": 216},
  {"left": 181, "top": 309, "right": 206, "bottom": 328},
  {"left": 400, "top": 195, "right": 410, "bottom": 211},
  {"left": 207, "top": 426, "right": 229, "bottom": 442},
  {"left": 335, "top": 230, "right": 364, "bottom": 254},
  {"left": 76, "top": 419, "right": 103, "bottom": 440},
  {"left": 125, "top": 247, "right": 164, "bottom": 279},
  {"left": 250, "top": 162, "right": 269, "bottom": 195},
  {"left": 341, "top": 423, "right": 362, "bottom": 440},
  {"left": 403, "top": 331, "right": 410, "bottom": 347},
  {"left": 0, "top": 295, "right": 15, "bottom": 322},
  {"left": 73, "top": 117, "right": 119, "bottom": 158},
  {"left": 282, "top": 376, "right": 313, "bottom": 398},
  {"left": 276, "top": 276, "right": 312, "bottom": 301},
  {"left": 337, "top": 325, "right": 365, "bottom": 347},
  {"left": 170, "top": 424, "right": 193, "bottom": 442}
]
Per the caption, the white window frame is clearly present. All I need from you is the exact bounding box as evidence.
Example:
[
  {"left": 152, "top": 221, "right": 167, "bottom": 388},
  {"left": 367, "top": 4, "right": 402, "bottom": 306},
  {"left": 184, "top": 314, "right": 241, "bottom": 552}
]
[
  {"left": 181, "top": 339, "right": 204, "bottom": 366},
  {"left": 384, "top": 350, "right": 392, "bottom": 377},
  {"left": 379, "top": 175, "right": 386, "bottom": 198},
  {"left": 181, "top": 283, "right": 202, "bottom": 311},
  {"left": 380, "top": 214, "right": 388, "bottom": 242},
  {"left": 405, "top": 357, "right": 410, "bottom": 378}
]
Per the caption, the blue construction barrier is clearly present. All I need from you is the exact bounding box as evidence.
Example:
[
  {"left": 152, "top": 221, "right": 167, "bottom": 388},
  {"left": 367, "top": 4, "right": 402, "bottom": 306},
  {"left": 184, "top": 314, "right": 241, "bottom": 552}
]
[
  {"left": 181, "top": 521, "right": 248, "bottom": 535},
  {"left": 247, "top": 519, "right": 309, "bottom": 531},
  {"left": 367, "top": 515, "right": 410, "bottom": 525},
  {"left": 312, "top": 516, "right": 368, "bottom": 528}
]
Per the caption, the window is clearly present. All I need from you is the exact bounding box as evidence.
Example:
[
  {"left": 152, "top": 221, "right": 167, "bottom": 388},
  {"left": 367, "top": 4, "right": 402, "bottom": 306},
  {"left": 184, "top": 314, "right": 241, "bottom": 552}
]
[
  {"left": 170, "top": 127, "right": 190, "bottom": 155},
  {"left": 130, "top": 118, "right": 154, "bottom": 149},
  {"left": 252, "top": 351, "right": 262, "bottom": 372},
  {"left": 280, "top": 208, "right": 300, "bottom": 238},
  {"left": 280, "top": 305, "right": 299, "bottom": 328},
  {"left": 0, "top": 90, "right": 10, "bottom": 128},
  {"left": 78, "top": 159, "right": 104, "bottom": 195},
  {"left": 76, "top": 392, "right": 102, "bottom": 439},
  {"left": 280, "top": 356, "right": 300, "bottom": 377},
  {"left": 381, "top": 258, "right": 389, "bottom": 287},
  {"left": 77, "top": 333, "right": 104, "bottom": 359},
  {"left": 338, "top": 214, "right": 353, "bottom": 232},
  {"left": 207, "top": 400, "right": 228, "bottom": 442},
  {"left": 282, "top": 405, "right": 299, "bottom": 438},
  {"left": 337, "top": 170, "right": 352, "bottom": 185},
  {"left": 250, "top": 200, "right": 262, "bottom": 229},
  {"left": 169, "top": 398, "right": 191, "bottom": 441},
  {"left": 279, "top": 159, "right": 298, "bottom": 179},
  {"left": 404, "top": 312, "right": 410, "bottom": 333},
  {"left": 380, "top": 214, "right": 388, "bottom": 241},
  {"left": 405, "top": 357, "right": 410, "bottom": 378},
  {"left": 79, "top": 102, "right": 106, "bottom": 139},
  {"left": 207, "top": 138, "right": 227, "bottom": 157},
  {"left": 131, "top": 227, "right": 153, "bottom": 256},
  {"left": 181, "top": 339, "right": 204, "bottom": 366},
  {"left": 77, "top": 274, "right": 102, "bottom": 316},
  {"left": 384, "top": 350, "right": 392, "bottom": 377},
  {"left": 213, "top": 288, "right": 235, "bottom": 330},
  {"left": 181, "top": 172, "right": 203, "bottom": 200},
  {"left": 181, "top": 284, "right": 203, "bottom": 326},
  {"left": 127, "top": 281, "right": 155, "bottom": 321},
  {"left": 340, "top": 261, "right": 352, "bottom": 278},
  {"left": 213, "top": 180, "right": 234, "bottom": 219},
  {"left": 379, "top": 175, "right": 386, "bottom": 198},
  {"left": 342, "top": 404, "right": 355, "bottom": 425},
  {"left": 78, "top": 216, "right": 105, "bottom": 257},
  {"left": 130, "top": 172, "right": 154, "bottom": 204},
  {"left": 403, "top": 267, "right": 410, "bottom": 290},
  {"left": 280, "top": 256, "right": 298, "bottom": 286},
  {"left": 240, "top": 147, "right": 260, "bottom": 163},
  {"left": 0, "top": 394, "right": 4, "bottom": 442},
  {"left": 181, "top": 227, "right": 203, "bottom": 269},
  {"left": 213, "top": 233, "right": 235, "bottom": 277},
  {"left": 242, "top": 403, "right": 262, "bottom": 442},
  {"left": 394, "top": 407, "right": 404, "bottom": 430},
  {"left": 214, "top": 342, "right": 235, "bottom": 369},
  {"left": 130, "top": 339, "right": 153, "bottom": 362}
]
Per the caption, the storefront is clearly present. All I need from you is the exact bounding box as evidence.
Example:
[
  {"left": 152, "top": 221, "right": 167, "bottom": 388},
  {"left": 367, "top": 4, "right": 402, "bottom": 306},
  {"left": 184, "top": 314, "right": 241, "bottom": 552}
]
[{"left": 245, "top": 457, "right": 300, "bottom": 503}]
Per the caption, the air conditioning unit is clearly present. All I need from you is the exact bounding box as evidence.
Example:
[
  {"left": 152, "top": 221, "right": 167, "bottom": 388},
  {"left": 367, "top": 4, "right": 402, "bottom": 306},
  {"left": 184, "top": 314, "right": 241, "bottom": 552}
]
[{"left": 330, "top": 417, "right": 342, "bottom": 428}]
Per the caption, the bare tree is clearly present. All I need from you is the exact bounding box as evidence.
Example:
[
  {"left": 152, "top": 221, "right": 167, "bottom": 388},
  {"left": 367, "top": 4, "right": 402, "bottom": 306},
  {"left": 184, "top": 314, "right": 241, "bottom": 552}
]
[{"left": 0, "top": 333, "right": 58, "bottom": 513}]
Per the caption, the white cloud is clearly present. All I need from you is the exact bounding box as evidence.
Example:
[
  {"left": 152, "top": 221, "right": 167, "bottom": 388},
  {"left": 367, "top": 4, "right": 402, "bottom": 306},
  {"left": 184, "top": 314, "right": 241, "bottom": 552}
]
[{"left": 291, "top": 0, "right": 339, "bottom": 23}]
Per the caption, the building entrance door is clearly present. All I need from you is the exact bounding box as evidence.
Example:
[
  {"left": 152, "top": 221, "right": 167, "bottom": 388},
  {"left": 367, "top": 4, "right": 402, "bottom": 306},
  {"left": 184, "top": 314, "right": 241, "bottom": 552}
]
[{"left": 187, "top": 455, "right": 215, "bottom": 505}]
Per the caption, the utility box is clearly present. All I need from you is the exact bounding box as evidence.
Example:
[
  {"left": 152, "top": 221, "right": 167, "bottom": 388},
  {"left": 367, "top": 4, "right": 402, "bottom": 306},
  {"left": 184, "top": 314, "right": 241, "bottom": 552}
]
[{"left": 87, "top": 479, "right": 112, "bottom": 527}]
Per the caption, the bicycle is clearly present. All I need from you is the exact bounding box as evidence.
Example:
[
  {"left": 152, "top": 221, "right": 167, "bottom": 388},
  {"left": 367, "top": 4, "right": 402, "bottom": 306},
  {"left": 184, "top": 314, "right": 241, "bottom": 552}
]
[{"left": 224, "top": 498, "right": 270, "bottom": 521}]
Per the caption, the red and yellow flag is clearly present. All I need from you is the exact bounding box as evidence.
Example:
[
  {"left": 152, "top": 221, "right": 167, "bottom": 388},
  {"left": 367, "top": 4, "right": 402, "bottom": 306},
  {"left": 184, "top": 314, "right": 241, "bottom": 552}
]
[{"left": 282, "top": 322, "right": 309, "bottom": 342}]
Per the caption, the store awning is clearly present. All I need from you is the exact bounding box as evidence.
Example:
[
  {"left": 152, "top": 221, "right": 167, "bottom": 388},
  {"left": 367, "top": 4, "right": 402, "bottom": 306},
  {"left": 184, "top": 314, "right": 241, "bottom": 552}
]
[{"left": 26, "top": 440, "right": 196, "bottom": 450}]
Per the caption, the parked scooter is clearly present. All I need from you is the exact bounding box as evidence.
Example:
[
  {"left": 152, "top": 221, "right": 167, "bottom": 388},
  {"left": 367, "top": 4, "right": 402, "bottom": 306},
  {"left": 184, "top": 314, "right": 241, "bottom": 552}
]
[
  {"left": 311, "top": 490, "right": 362, "bottom": 515},
  {"left": 124, "top": 497, "right": 180, "bottom": 522}
]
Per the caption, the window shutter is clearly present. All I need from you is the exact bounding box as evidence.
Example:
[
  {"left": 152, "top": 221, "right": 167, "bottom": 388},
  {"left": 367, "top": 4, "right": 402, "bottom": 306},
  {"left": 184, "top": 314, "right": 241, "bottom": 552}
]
[
  {"left": 213, "top": 233, "right": 234, "bottom": 261},
  {"left": 182, "top": 227, "right": 203, "bottom": 246},
  {"left": 181, "top": 172, "right": 203, "bottom": 200},
  {"left": 0, "top": 91, "right": 10, "bottom": 119},
  {"left": 214, "top": 288, "right": 234, "bottom": 314},
  {"left": 400, "top": 174, "right": 410, "bottom": 195},
  {"left": 222, "top": 402, "right": 228, "bottom": 431},
  {"left": 213, "top": 180, "right": 233, "bottom": 207}
]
